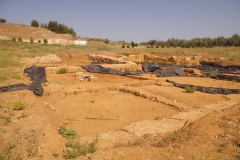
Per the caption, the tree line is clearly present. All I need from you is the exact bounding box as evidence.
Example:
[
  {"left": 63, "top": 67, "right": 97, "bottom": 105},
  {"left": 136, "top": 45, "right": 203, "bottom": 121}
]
[
  {"left": 31, "top": 20, "right": 76, "bottom": 37},
  {"left": 0, "top": 18, "right": 7, "bottom": 23},
  {"left": 140, "top": 34, "right": 240, "bottom": 47}
]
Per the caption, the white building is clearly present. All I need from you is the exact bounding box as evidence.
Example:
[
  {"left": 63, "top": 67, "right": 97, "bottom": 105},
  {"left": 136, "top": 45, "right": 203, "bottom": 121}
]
[{"left": 74, "top": 40, "right": 87, "bottom": 45}]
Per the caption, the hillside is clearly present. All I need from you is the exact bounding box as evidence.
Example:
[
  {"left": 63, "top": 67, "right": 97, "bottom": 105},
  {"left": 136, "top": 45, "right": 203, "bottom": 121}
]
[{"left": 0, "top": 23, "right": 73, "bottom": 40}]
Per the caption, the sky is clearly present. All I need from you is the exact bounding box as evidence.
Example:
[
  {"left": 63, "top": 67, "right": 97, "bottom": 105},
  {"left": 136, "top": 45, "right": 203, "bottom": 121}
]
[{"left": 0, "top": 0, "right": 240, "bottom": 43}]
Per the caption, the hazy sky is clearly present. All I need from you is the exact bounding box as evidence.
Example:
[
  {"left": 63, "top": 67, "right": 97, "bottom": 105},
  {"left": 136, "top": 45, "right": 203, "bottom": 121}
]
[{"left": 0, "top": 0, "right": 239, "bottom": 43}]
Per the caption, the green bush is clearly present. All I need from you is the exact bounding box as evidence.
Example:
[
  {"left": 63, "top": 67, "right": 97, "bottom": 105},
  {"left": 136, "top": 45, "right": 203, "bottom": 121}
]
[
  {"left": 122, "top": 45, "right": 125, "bottom": 48},
  {"left": 38, "top": 40, "right": 41, "bottom": 43},
  {"left": 127, "top": 45, "right": 130, "bottom": 48},
  {"left": 43, "top": 39, "right": 48, "bottom": 44},
  {"left": 56, "top": 68, "right": 67, "bottom": 74},
  {"left": 18, "top": 37, "right": 22, "bottom": 42},
  {"left": 147, "top": 46, "right": 150, "bottom": 48},
  {"left": 65, "top": 136, "right": 98, "bottom": 159},
  {"left": 13, "top": 101, "right": 25, "bottom": 110},
  {"left": 59, "top": 126, "right": 76, "bottom": 137},
  {"left": 184, "top": 85, "right": 196, "bottom": 93},
  {"left": 156, "top": 45, "right": 159, "bottom": 48}
]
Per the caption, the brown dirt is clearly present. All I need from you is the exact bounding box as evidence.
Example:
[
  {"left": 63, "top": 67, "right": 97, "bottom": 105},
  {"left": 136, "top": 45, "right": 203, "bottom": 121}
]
[
  {"left": 0, "top": 54, "right": 240, "bottom": 159},
  {"left": 0, "top": 23, "right": 72, "bottom": 40}
]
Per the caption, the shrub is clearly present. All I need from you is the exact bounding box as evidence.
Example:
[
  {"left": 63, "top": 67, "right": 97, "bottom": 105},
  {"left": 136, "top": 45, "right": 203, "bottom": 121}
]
[
  {"left": 90, "top": 99, "right": 95, "bottom": 103},
  {"left": 18, "top": 37, "right": 22, "bottom": 42},
  {"left": 43, "top": 39, "right": 48, "bottom": 44},
  {"left": 30, "top": 37, "right": 34, "bottom": 43},
  {"left": 147, "top": 46, "right": 150, "bottom": 48},
  {"left": 127, "top": 45, "right": 130, "bottom": 48},
  {"left": 184, "top": 85, "right": 196, "bottom": 93},
  {"left": 151, "top": 45, "right": 154, "bottom": 48},
  {"left": 13, "top": 101, "right": 25, "bottom": 110},
  {"left": 59, "top": 126, "right": 76, "bottom": 137},
  {"left": 123, "top": 52, "right": 129, "bottom": 56},
  {"left": 161, "top": 45, "right": 164, "bottom": 48},
  {"left": 12, "top": 37, "right": 16, "bottom": 42},
  {"left": 56, "top": 68, "right": 67, "bottom": 74},
  {"left": 38, "top": 40, "right": 41, "bottom": 43},
  {"left": 104, "top": 39, "right": 109, "bottom": 44},
  {"left": 156, "top": 45, "right": 159, "bottom": 48},
  {"left": 65, "top": 136, "right": 98, "bottom": 159},
  {"left": 122, "top": 45, "right": 125, "bottom": 48}
]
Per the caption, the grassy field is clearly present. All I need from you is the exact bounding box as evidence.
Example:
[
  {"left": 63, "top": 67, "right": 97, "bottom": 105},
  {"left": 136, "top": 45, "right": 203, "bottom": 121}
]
[{"left": 0, "top": 39, "right": 239, "bottom": 83}]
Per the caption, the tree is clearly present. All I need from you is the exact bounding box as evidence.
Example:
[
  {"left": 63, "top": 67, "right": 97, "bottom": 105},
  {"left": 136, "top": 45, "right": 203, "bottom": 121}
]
[
  {"left": 31, "top": 20, "right": 39, "bottom": 27},
  {"left": 131, "top": 42, "right": 135, "bottom": 48},
  {"left": 48, "top": 21, "right": 58, "bottom": 32},
  {"left": 0, "top": 18, "right": 6, "bottom": 23},
  {"left": 67, "top": 27, "right": 76, "bottom": 37}
]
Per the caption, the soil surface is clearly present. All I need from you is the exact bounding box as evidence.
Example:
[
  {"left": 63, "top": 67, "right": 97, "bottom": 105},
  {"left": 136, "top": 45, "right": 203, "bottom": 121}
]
[{"left": 0, "top": 54, "right": 239, "bottom": 160}]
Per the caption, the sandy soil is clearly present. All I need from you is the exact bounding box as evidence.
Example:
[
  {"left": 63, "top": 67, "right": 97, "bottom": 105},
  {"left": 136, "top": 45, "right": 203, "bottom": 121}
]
[{"left": 0, "top": 54, "right": 239, "bottom": 160}]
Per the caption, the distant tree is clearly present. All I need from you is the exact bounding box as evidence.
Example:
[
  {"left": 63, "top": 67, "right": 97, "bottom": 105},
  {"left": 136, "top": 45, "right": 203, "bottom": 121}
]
[
  {"left": 48, "top": 21, "right": 58, "bottom": 32},
  {"left": 134, "top": 43, "right": 138, "bottom": 47},
  {"left": 127, "top": 45, "right": 130, "bottom": 48},
  {"left": 122, "top": 45, "right": 125, "bottom": 48},
  {"left": 31, "top": 20, "right": 39, "bottom": 27},
  {"left": 38, "top": 40, "right": 41, "bottom": 43},
  {"left": 149, "top": 39, "right": 157, "bottom": 46},
  {"left": 131, "top": 42, "right": 135, "bottom": 48},
  {"left": 58, "top": 23, "right": 68, "bottom": 34},
  {"left": 0, "top": 18, "right": 6, "bottom": 23},
  {"left": 67, "top": 27, "right": 77, "bottom": 37}
]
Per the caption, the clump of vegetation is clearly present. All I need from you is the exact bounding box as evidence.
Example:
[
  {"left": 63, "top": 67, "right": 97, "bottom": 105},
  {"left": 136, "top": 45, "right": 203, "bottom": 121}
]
[
  {"left": 12, "top": 37, "right": 16, "bottom": 42},
  {"left": 38, "top": 40, "right": 41, "bottom": 43},
  {"left": 52, "top": 153, "right": 59, "bottom": 158},
  {"left": 65, "top": 136, "right": 98, "bottom": 159},
  {"left": 59, "top": 126, "right": 77, "bottom": 137},
  {"left": 90, "top": 99, "right": 95, "bottom": 103},
  {"left": 56, "top": 67, "right": 67, "bottom": 74},
  {"left": 43, "top": 39, "right": 48, "bottom": 44},
  {"left": 3, "top": 116, "right": 11, "bottom": 125},
  {"left": 122, "top": 44, "right": 125, "bottom": 48},
  {"left": 184, "top": 85, "right": 196, "bottom": 93},
  {"left": 123, "top": 52, "right": 129, "bottom": 56},
  {"left": 18, "top": 37, "right": 22, "bottom": 42},
  {"left": 127, "top": 45, "right": 130, "bottom": 48},
  {"left": 204, "top": 71, "right": 220, "bottom": 76},
  {"left": 104, "top": 39, "right": 109, "bottom": 44},
  {"left": 13, "top": 101, "right": 25, "bottom": 110},
  {"left": 30, "top": 37, "right": 34, "bottom": 43}
]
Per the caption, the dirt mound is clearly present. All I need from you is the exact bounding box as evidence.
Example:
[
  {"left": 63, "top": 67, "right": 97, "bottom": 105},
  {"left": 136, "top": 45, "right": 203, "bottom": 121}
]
[
  {"left": 21, "top": 54, "right": 62, "bottom": 65},
  {"left": 0, "top": 23, "right": 73, "bottom": 41}
]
